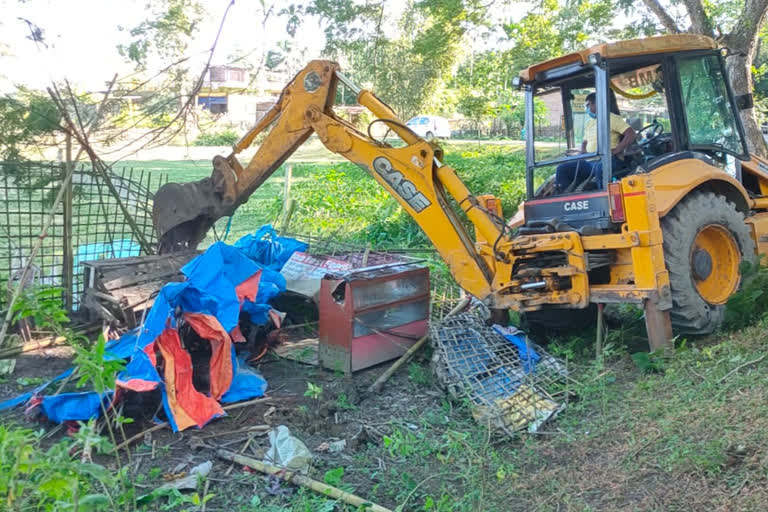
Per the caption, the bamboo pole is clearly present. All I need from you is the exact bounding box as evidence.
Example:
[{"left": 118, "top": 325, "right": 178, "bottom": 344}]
[
  {"left": 595, "top": 303, "right": 604, "bottom": 361},
  {"left": 217, "top": 449, "right": 392, "bottom": 512},
  {"left": 0, "top": 323, "right": 101, "bottom": 360},
  {"left": 62, "top": 134, "right": 74, "bottom": 311},
  {"left": 283, "top": 164, "right": 292, "bottom": 213},
  {"left": 368, "top": 296, "right": 470, "bottom": 393}
]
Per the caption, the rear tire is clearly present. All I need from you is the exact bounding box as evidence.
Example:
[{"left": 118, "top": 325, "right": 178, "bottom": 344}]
[{"left": 661, "top": 191, "right": 754, "bottom": 335}]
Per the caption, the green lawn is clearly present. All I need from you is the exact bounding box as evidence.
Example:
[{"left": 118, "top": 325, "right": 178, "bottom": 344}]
[{"left": 121, "top": 140, "right": 528, "bottom": 247}]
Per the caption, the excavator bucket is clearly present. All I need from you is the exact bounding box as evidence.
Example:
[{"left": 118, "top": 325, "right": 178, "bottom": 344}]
[{"left": 153, "top": 156, "right": 238, "bottom": 253}]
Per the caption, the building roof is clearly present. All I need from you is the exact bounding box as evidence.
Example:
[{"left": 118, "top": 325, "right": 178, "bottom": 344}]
[{"left": 519, "top": 34, "right": 718, "bottom": 82}]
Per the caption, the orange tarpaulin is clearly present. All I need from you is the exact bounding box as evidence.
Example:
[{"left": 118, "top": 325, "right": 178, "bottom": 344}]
[
  {"left": 156, "top": 328, "right": 224, "bottom": 430},
  {"left": 184, "top": 313, "right": 233, "bottom": 400},
  {"left": 235, "top": 270, "right": 262, "bottom": 302}
]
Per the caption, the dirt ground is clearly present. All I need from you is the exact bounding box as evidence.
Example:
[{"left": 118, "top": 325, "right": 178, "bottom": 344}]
[
  {"left": 0, "top": 339, "right": 450, "bottom": 511},
  {"left": 4, "top": 320, "right": 768, "bottom": 511}
]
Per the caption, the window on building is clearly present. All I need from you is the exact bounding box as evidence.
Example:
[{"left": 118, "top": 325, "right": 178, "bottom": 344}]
[{"left": 210, "top": 67, "right": 225, "bottom": 82}]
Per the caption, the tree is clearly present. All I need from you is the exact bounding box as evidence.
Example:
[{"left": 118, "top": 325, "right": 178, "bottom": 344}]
[
  {"left": 0, "top": 88, "right": 61, "bottom": 163},
  {"left": 636, "top": 0, "right": 768, "bottom": 156},
  {"left": 283, "top": 0, "right": 491, "bottom": 118},
  {"left": 117, "top": 0, "right": 204, "bottom": 71}
]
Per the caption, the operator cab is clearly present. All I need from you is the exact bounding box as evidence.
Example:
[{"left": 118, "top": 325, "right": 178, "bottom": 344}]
[{"left": 519, "top": 37, "right": 750, "bottom": 233}]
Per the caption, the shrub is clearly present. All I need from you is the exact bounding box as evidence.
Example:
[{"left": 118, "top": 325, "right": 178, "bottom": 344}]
[
  {"left": 724, "top": 261, "right": 768, "bottom": 331},
  {"left": 193, "top": 129, "right": 239, "bottom": 146}
]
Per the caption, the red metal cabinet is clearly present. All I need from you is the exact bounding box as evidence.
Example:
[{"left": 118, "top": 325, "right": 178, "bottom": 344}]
[{"left": 318, "top": 264, "right": 430, "bottom": 374}]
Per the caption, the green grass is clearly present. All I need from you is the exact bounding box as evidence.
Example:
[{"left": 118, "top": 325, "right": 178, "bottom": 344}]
[
  {"left": 249, "top": 321, "right": 768, "bottom": 511},
  {"left": 124, "top": 140, "right": 528, "bottom": 248}
]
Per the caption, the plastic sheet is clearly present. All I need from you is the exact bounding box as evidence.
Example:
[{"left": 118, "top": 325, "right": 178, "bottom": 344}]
[
  {"left": 492, "top": 325, "right": 540, "bottom": 373},
  {"left": 263, "top": 425, "right": 312, "bottom": 473},
  {"left": 221, "top": 351, "right": 268, "bottom": 404},
  {"left": 234, "top": 225, "right": 309, "bottom": 271},
  {"left": 155, "top": 328, "right": 225, "bottom": 431},
  {"left": 41, "top": 391, "right": 113, "bottom": 423}
]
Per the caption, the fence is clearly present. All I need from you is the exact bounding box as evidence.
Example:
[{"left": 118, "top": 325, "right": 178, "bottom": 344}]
[{"left": 0, "top": 161, "right": 165, "bottom": 311}]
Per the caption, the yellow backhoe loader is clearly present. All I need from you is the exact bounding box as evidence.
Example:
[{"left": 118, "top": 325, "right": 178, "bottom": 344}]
[{"left": 154, "top": 35, "right": 768, "bottom": 350}]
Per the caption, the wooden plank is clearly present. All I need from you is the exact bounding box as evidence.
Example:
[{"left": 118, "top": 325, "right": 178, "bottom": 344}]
[
  {"left": 103, "top": 266, "right": 185, "bottom": 291},
  {"left": 82, "top": 250, "right": 198, "bottom": 269},
  {"left": 272, "top": 337, "right": 319, "bottom": 366},
  {"left": 113, "top": 281, "right": 168, "bottom": 304}
]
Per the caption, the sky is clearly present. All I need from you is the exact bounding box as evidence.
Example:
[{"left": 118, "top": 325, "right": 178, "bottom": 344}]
[
  {"left": 0, "top": 0, "right": 331, "bottom": 93},
  {"left": 0, "top": 0, "right": 528, "bottom": 95},
  {"left": 0, "top": 0, "right": 636, "bottom": 95}
]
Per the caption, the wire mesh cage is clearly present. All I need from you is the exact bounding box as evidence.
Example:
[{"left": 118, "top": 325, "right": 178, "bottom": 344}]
[
  {"left": 0, "top": 163, "right": 65, "bottom": 309},
  {"left": 430, "top": 308, "right": 569, "bottom": 435},
  {"left": 0, "top": 162, "right": 164, "bottom": 311}
]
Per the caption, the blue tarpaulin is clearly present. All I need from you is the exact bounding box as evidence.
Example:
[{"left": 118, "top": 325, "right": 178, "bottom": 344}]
[
  {"left": 42, "top": 391, "right": 113, "bottom": 424},
  {"left": 221, "top": 352, "right": 268, "bottom": 404},
  {"left": 234, "top": 225, "right": 309, "bottom": 271},
  {"left": 493, "top": 325, "right": 540, "bottom": 373}
]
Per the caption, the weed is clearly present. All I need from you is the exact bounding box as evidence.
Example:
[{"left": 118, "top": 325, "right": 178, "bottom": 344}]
[
  {"left": 12, "top": 286, "right": 70, "bottom": 332},
  {"left": 382, "top": 428, "right": 433, "bottom": 459},
  {"left": 408, "top": 362, "right": 433, "bottom": 387},
  {"left": 323, "top": 467, "right": 345, "bottom": 487},
  {"left": 15, "top": 376, "right": 44, "bottom": 388},
  {"left": 0, "top": 424, "right": 131, "bottom": 510},
  {"left": 335, "top": 392, "right": 356, "bottom": 410},
  {"left": 73, "top": 334, "right": 125, "bottom": 393},
  {"left": 12, "top": 285, "right": 88, "bottom": 348},
  {"left": 304, "top": 382, "right": 323, "bottom": 400},
  {"left": 725, "top": 260, "right": 768, "bottom": 330},
  {"left": 631, "top": 351, "right": 664, "bottom": 373}
]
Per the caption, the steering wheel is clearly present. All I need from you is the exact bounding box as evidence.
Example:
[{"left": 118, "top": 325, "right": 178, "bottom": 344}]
[{"left": 637, "top": 120, "right": 664, "bottom": 146}]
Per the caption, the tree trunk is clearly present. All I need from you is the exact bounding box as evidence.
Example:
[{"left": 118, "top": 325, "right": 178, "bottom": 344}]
[
  {"left": 726, "top": 52, "right": 768, "bottom": 157},
  {"left": 721, "top": 0, "right": 768, "bottom": 157}
]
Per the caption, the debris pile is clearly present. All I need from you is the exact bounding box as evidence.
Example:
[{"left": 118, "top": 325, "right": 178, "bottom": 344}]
[
  {"left": 431, "top": 308, "right": 568, "bottom": 434},
  {"left": 0, "top": 226, "right": 309, "bottom": 431}
]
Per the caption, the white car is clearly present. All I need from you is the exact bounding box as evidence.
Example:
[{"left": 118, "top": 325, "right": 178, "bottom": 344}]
[{"left": 405, "top": 115, "right": 451, "bottom": 140}]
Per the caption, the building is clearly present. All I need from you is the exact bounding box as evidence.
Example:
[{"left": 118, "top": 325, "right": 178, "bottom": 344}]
[{"left": 196, "top": 65, "right": 292, "bottom": 128}]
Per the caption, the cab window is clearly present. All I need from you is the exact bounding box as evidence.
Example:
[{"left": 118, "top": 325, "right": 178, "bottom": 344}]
[
  {"left": 678, "top": 55, "right": 746, "bottom": 156},
  {"left": 609, "top": 63, "right": 672, "bottom": 157}
]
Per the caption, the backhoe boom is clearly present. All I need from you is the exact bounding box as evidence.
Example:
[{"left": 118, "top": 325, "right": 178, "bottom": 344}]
[{"left": 153, "top": 60, "right": 503, "bottom": 302}]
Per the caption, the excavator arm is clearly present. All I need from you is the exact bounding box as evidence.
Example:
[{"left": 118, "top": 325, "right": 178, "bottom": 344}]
[{"left": 153, "top": 60, "right": 505, "bottom": 301}]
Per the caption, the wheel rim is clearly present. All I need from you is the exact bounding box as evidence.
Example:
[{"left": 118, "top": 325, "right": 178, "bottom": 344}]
[{"left": 691, "top": 224, "right": 741, "bottom": 305}]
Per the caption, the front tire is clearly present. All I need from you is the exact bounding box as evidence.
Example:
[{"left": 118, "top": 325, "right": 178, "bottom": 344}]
[
  {"left": 425, "top": 131, "right": 434, "bottom": 141},
  {"left": 661, "top": 191, "right": 755, "bottom": 335}
]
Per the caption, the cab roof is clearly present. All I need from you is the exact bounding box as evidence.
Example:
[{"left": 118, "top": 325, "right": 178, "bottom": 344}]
[{"left": 519, "top": 34, "right": 718, "bottom": 83}]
